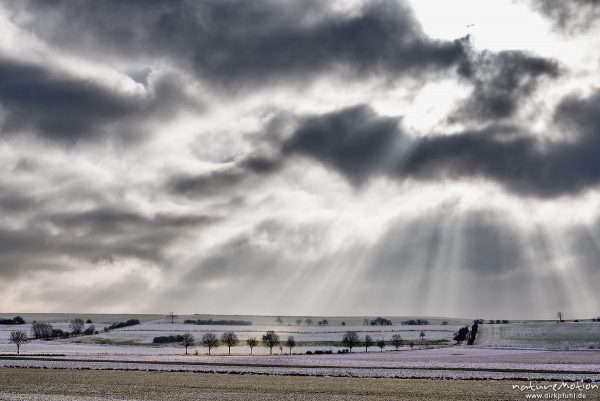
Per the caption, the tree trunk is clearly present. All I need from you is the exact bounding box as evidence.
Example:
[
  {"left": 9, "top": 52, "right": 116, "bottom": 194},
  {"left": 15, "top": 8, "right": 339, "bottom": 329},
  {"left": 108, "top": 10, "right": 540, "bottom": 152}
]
[
  {"left": 17, "top": 345, "right": 20, "bottom": 355},
  {"left": 185, "top": 346, "right": 188, "bottom": 355},
  {"left": 228, "top": 346, "right": 231, "bottom": 355},
  {"left": 269, "top": 347, "right": 273, "bottom": 355}
]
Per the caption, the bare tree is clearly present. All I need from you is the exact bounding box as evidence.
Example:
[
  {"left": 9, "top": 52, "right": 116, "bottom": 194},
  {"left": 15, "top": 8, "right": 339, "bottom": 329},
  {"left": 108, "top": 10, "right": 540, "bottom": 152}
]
[
  {"left": 221, "top": 331, "right": 238, "bottom": 355},
  {"left": 262, "top": 331, "right": 280, "bottom": 355},
  {"left": 391, "top": 334, "right": 403, "bottom": 350},
  {"left": 419, "top": 331, "right": 426, "bottom": 341},
  {"left": 180, "top": 332, "right": 195, "bottom": 355},
  {"left": 286, "top": 336, "right": 296, "bottom": 354},
  {"left": 304, "top": 318, "right": 313, "bottom": 326},
  {"left": 169, "top": 312, "right": 176, "bottom": 324},
  {"left": 342, "top": 331, "right": 360, "bottom": 353},
  {"left": 70, "top": 319, "right": 84, "bottom": 335},
  {"left": 246, "top": 337, "right": 258, "bottom": 355},
  {"left": 30, "top": 322, "right": 53, "bottom": 339},
  {"left": 295, "top": 319, "right": 302, "bottom": 325},
  {"left": 201, "top": 333, "right": 219, "bottom": 355},
  {"left": 275, "top": 317, "right": 283, "bottom": 325},
  {"left": 9, "top": 331, "right": 28, "bottom": 355},
  {"left": 364, "top": 335, "right": 374, "bottom": 352},
  {"left": 557, "top": 311, "right": 563, "bottom": 322},
  {"left": 376, "top": 338, "right": 385, "bottom": 352}
]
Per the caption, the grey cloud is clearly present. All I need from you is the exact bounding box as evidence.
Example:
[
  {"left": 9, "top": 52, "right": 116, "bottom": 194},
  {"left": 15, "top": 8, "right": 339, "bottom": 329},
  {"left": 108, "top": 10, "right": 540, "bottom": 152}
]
[
  {"left": 283, "top": 105, "right": 405, "bottom": 185},
  {"left": 277, "top": 93, "right": 600, "bottom": 197},
  {"left": 528, "top": 0, "right": 600, "bottom": 33},
  {"left": 453, "top": 51, "right": 561, "bottom": 122},
  {"left": 0, "top": 58, "right": 195, "bottom": 143},
  {"left": 170, "top": 168, "right": 248, "bottom": 197},
  {"left": 169, "top": 156, "right": 283, "bottom": 196},
  {"left": 12, "top": 0, "right": 469, "bottom": 90},
  {"left": 0, "top": 204, "right": 218, "bottom": 279}
]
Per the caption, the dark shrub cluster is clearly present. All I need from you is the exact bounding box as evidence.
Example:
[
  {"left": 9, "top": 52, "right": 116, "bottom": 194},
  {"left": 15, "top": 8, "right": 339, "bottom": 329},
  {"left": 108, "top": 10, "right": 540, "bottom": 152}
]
[
  {"left": 402, "top": 319, "right": 429, "bottom": 325},
  {"left": 83, "top": 325, "right": 97, "bottom": 335},
  {"left": 453, "top": 326, "right": 469, "bottom": 343},
  {"left": 369, "top": 317, "right": 392, "bottom": 326},
  {"left": 306, "top": 350, "right": 333, "bottom": 355},
  {"left": 153, "top": 334, "right": 185, "bottom": 344},
  {"left": 106, "top": 319, "right": 140, "bottom": 330},
  {"left": 467, "top": 323, "right": 479, "bottom": 345},
  {"left": 0, "top": 316, "right": 25, "bottom": 325}
]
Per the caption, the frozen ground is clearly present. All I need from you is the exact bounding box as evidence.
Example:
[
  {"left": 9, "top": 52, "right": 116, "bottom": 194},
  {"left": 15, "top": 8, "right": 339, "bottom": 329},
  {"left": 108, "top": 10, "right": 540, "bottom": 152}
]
[
  {"left": 88, "top": 321, "right": 457, "bottom": 344},
  {"left": 1, "top": 346, "right": 600, "bottom": 381},
  {"left": 5, "top": 369, "right": 586, "bottom": 401},
  {"left": 475, "top": 322, "right": 600, "bottom": 349},
  {"left": 2, "top": 315, "right": 600, "bottom": 382}
]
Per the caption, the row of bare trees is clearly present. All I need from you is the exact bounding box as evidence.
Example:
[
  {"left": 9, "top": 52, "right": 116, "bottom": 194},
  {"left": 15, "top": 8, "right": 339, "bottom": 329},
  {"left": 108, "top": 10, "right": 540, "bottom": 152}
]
[
  {"left": 179, "top": 330, "right": 422, "bottom": 355},
  {"left": 341, "top": 331, "right": 420, "bottom": 352},
  {"left": 179, "top": 330, "right": 297, "bottom": 355}
]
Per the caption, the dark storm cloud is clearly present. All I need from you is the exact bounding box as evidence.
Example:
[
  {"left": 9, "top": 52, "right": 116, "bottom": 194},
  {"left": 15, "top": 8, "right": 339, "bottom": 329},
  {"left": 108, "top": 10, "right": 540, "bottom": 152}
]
[
  {"left": 0, "top": 58, "right": 194, "bottom": 142},
  {"left": 13, "top": 0, "right": 469, "bottom": 89},
  {"left": 0, "top": 204, "right": 218, "bottom": 278},
  {"left": 528, "top": 0, "right": 600, "bottom": 33},
  {"left": 283, "top": 105, "right": 404, "bottom": 185},
  {"left": 223, "top": 89, "right": 600, "bottom": 198},
  {"left": 452, "top": 51, "right": 561, "bottom": 122}
]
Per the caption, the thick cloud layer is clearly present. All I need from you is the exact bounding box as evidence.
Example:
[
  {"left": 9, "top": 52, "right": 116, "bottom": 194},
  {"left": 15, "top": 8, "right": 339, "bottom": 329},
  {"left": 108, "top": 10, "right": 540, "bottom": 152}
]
[
  {"left": 528, "top": 0, "right": 600, "bottom": 33},
  {"left": 452, "top": 51, "right": 561, "bottom": 122},
  {"left": 15, "top": 0, "right": 469, "bottom": 90},
  {"left": 183, "top": 91, "right": 600, "bottom": 199},
  {"left": 295, "top": 95, "right": 600, "bottom": 197},
  {"left": 0, "top": 58, "right": 194, "bottom": 142},
  {"left": 0, "top": 0, "right": 599, "bottom": 318}
]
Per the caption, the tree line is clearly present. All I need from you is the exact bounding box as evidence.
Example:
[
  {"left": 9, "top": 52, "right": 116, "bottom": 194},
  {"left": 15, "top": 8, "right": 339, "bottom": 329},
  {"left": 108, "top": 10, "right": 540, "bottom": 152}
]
[
  {"left": 171, "top": 330, "right": 429, "bottom": 355},
  {"left": 176, "top": 330, "right": 292, "bottom": 355}
]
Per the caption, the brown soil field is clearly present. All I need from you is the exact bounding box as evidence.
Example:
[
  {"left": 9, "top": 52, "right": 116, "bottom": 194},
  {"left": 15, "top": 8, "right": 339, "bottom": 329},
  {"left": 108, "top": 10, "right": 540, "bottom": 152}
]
[{"left": 1, "top": 368, "right": 599, "bottom": 400}]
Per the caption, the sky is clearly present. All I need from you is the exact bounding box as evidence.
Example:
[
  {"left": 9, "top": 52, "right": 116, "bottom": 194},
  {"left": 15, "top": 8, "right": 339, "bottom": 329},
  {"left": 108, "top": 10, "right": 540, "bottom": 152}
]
[{"left": 1, "top": 0, "right": 600, "bottom": 319}]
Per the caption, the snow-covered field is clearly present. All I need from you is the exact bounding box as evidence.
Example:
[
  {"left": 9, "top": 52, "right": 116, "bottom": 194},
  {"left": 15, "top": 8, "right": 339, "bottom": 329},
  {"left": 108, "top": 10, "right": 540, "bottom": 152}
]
[
  {"left": 2, "top": 315, "right": 600, "bottom": 381},
  {"left": 1, "top": 347, "right": 600, "bottom": 381},
  {"left": 475, "top": 322, "right": 600, "bottom": 349},
  {"left": 90, "top": 321, "right": 457, "bottom": 344}
]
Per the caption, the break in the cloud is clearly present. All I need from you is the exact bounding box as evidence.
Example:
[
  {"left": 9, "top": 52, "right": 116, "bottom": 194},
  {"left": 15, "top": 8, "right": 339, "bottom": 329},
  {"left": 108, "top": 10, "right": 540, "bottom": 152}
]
[{"left": 1, "top": 0, "right": 599, "bottom": 319}]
